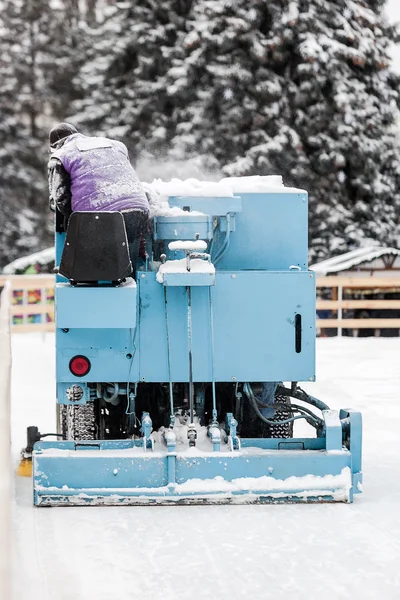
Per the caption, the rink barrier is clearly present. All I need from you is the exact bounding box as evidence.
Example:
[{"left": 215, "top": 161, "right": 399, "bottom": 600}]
[
  {"left": 0, "top": 281, "right": 12, "bottom": 599},
  {"left": 316, "top": 275, "right": 400, "bottom": 337},
  {"left": 0, "top": 274, "right": 54, "bottom": 333},
  {"left": 1, "top": 274, "right": 400, "bottom": 336}
]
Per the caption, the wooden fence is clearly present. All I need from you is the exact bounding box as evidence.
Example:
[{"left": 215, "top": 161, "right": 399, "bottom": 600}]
[
  {"left": 316, "top": 275, "right": 400, "bottom": 336},
  {"left": 1, "top": 274, "right": 400, "bottom": 336}
]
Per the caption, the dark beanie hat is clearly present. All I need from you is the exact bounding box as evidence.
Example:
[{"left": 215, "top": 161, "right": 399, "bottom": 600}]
[{"left": 49, "top": 122, "right": 78, "bottom": 146}]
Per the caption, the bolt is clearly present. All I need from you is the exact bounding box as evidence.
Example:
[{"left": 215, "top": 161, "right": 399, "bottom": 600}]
[
  {"left": 141, "top": 274, "right": 145, "bottom": 278},
  {"left": 309, "top": 376, "right": 313, "bottom": 381},
  {"left": 231, "top": 274, "right": 236, "bottom": 279},
  {"left": 232, "top": 376, "right": 236, "bottom": 381}
]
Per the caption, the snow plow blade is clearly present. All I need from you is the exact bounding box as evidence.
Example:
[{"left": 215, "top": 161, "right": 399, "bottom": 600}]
[{"left": 33, "top": 409, "right": 362, "bottom": 506}]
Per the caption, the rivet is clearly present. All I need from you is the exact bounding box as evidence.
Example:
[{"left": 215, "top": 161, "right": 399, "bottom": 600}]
[
  {"left": 232, "top": 376, "right": 236, "bottom": 381},
  {"left": 141, "top": 274, "right": 145, "bottom": 278},
  {"left": 231, "top": 274, "right": 236, "bottom": 279},
  {"left": 309, "top": 376, "right": 313, "bottom": 381},
  {"left": 95, "top": 216, "right": 99, "bottom": 219}
]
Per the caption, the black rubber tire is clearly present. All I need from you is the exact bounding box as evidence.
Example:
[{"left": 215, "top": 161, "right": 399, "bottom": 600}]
[
  {"left": 61, "top": 401, "right": 97, "bottom": 440},
  {"left": 240, "top": 390, "right": 293, "bottom": 439},
  {"left": 267, "top": 394, "right": 293, "bottom": 438}
]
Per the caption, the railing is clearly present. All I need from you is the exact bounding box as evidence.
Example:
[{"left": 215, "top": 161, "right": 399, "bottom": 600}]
[
  {"left": 1, "top": 274, "right": 400, "bottom": 336},
  {"left": 316, "top": 275, "right": 400, "bottom": 336},
  {"left": 0, "top": 281, "right": 12, "bottom": 599},
  {"left": 0, "top": 274, "right": 54, "bottom": 333}
]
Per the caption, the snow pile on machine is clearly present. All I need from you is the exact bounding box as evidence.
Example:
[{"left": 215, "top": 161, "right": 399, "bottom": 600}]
[{"left": 26, "top": 175, "right": 362, "bottom": 505}]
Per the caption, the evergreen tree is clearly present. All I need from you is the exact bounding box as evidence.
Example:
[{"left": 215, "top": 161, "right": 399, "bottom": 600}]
[
  {"left": 0, "top": 0, "right": 91, "bottom": 267},
  {"left": 170, "top": 0, "right": 400, "bottom": 259},
  {"left": 0, "top": 0, "right": 51, "bottom": 266},
  {"left": 72, "top": 0, "right": 400, "bottom": 259},
  {"left": 71, "top": 0, "right": 190, "bottom": 160}
]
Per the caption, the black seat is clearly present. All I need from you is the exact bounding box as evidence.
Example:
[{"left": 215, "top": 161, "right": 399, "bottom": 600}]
[{"left": 59, "top": 212, "right": 132, "bottom": 285}]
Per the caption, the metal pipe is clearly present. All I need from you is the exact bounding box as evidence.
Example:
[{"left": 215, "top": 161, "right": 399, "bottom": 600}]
[
  {"left": 276, "top": 385, "right": 330, "bottom": 412},
  {"left": 208, "top": 287, "right": 218, "bottom": 424},
  {"left": 213, "top": 214, "right": 231, "bottom": 264},
  {"left": 187, "top": 286, "right": 194, "bottom": 424},
  {"left": 102, "top": 383, "right": 120, "bottom": 405},
  {"left": 163, "top": 287, "right": 174, "bottom": 425}
]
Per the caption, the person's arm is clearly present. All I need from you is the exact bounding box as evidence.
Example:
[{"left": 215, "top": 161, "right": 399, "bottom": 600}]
[{"left": 48, "top": 157, "right": 72, "bottom": 218}]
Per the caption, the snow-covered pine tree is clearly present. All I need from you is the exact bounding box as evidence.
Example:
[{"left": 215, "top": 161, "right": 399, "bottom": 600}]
[
  {"left": 170, "top": 0, "right": 400, "bottom": 259},
  {"left": 0, "top": 0, "right": 53, "bottom": 266},
  {"left": 71, "top": 0, "right": 189, "bottom": 160},
  {"left": 0, "top": 0, "right": 94, "bottom": 267}
]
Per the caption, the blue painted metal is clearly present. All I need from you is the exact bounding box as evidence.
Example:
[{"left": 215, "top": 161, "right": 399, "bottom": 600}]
[
  {"left": 37, "top": 183, "right": 363, "bottom": 506},
  {"left": 168, "top": 195, "right": 242, "bottom": 216},
  {"left": 140, "top": 412, "right": 154, "bottom": 450},
  {"left": 225, "top": 413, "right": 241, "bottom": 450},
  {"left": 215, "top": 192, "right": 308, "bottom": 271},
  {"left": 138, "top": 271, "right": 315, "bottom": 383},
  {"left": 162, "top": 272, "right": 216, "bottom": 286},
  {"left": 56, "top": 327, "right": 138, "bottom": 383},
  {"left": 154, "top": 215, "right": 213, "bottom": 245},
  {"left": 33, "top": 409, "right": 360, "bottom": 505},
  {"left": 56, "top": 281, "right": 137, "bottom": 329}
]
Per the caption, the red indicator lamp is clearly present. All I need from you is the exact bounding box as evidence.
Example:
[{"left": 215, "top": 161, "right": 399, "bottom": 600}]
[{"left": 69, "top": 355, "right": 91, "bottom": 377}]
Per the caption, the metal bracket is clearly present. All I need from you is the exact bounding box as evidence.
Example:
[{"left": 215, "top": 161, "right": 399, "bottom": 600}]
[
  {"left": 208, "top": 425, "right": 221, "bottom": 451},
  {"left": 225, "top": 413, "right": 241, "bottom": 451},
  {"left": 140, "top": 412, "right": 154, "bottom": 451},
  {"left": 187, "top": 424, "right": 197, "bottom": 447}
]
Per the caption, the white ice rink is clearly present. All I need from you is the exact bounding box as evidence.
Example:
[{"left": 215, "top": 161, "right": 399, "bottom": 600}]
[{"left": 11, "top": 334, "right": 400, "bottom": 600}]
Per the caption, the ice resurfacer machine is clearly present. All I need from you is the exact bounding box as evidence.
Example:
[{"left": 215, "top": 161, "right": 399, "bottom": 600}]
[{"left": 29, "top": 177, "right": 362, "bottom": 505}]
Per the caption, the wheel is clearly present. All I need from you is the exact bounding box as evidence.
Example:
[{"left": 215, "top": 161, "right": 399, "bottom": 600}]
[
  {"left": 240, "top": 389, "right": 293, "bottom": 439},
  {"left": 267, "top": 394, "right": 293, "bottom": 438},
  {"left": 60, "top": 401, "right": 97, "bottom": 440}
]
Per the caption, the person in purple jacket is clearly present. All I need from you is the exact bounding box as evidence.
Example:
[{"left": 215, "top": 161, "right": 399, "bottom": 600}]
[{"left": 48, "top": 122, "right": 150, "bottom": 274}]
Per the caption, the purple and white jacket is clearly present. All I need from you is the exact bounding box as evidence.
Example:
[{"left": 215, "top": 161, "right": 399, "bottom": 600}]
[{"left": 48, "top": 134, "right": 149, "bottom": 216}]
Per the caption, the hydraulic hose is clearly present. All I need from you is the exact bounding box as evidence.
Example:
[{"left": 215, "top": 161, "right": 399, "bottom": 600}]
[
  {"left": 243, "top": 383, "right": 321, "bottom": 428},
  {"left": 276, "top": 385, "right": 330, "bottom": 412}
]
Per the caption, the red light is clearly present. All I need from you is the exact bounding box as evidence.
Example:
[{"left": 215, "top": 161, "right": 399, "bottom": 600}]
[{"left": 69, "top": 355, "right": 91, "bottom": 377}]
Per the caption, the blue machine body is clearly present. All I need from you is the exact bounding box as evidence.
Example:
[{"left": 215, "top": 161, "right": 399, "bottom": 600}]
[{"left": 33, "top": 184, "right": 363, "bottom": 505}]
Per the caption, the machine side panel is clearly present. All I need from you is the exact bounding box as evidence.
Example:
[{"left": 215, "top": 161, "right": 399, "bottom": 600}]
[
  {"left": 138, "top": 276, "right": 214, "bottom": 383},
  {"left": 56, "top": 328, "right": 139, "bottom": 383},
  {"left": 217, "top": 192, "right": 308, "bottom": 271},
  {"left": 213, "top": 272, "right": 315, "bottom": 381},
  {"left": 138, "top": 276, "right": 187, "bottom": 382},
  {"left": 138, "top": 272, "right": 315, "bottom": 382},
  {"left": 56, "top": 282, "right": 137, "bottom": 329}
]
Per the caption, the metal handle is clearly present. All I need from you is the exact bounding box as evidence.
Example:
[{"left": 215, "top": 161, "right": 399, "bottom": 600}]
[{"left": 295, "top": 313, "right": 302, "bottom": 353}]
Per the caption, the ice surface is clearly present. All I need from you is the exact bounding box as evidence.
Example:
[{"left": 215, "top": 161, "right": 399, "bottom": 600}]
[{"left": 12, "top": 334, "right": 400, "bottom": 600}]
